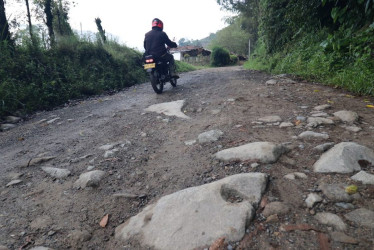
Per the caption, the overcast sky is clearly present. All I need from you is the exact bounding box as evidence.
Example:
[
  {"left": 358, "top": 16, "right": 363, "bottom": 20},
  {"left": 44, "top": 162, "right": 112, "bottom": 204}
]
[{"left": 68, "top": 0, "right": 233, "bottom": 50}]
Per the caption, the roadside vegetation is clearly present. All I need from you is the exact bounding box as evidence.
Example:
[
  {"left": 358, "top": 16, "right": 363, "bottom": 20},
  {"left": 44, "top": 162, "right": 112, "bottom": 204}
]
[
  {"left": 215, "top": 0, "right": 374, "bottom": 96},
  {"left": 0, "top": 0, "right": 148, "bottom": 119},
  {"left": 0, "top": 39, "right": 147, "bottom": 119},
  {"left": 175, "top": 61, "right": 197, "bottom": 72},
  {"left": 0, "top": 0, "right": 196, "bottom": 120}
]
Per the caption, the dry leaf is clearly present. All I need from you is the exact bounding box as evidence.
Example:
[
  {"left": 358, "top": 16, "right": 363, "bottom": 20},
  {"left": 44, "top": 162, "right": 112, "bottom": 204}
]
[
  {"left": 345, "top": 94, "right": 355, "bottom": 98},
  {"left": 366, "top": 105, "right": 374, "bottom": 108},
  {"left": 345, "top": 185, "right": 358, "bottom": 194},
  {"left": 209, "top": 237, "right": 226, "bottom": 250},
  {"left": 295, "top": 120, "right": 301, "bottom": 126},
  {"left": 318, "top": 233, "right": 331, "bottom": 250},
  {"left": 313, "top": 89, "right": 320, "bottom": 92},
  {"left": 260, "top": 196, "right": 268, "bottom": 209},
  {"left": 327, "top": 100, "right": 334, "bottom": 104},
  {"left": 100, "top": 214, "right": 109, "bottom": 228}
]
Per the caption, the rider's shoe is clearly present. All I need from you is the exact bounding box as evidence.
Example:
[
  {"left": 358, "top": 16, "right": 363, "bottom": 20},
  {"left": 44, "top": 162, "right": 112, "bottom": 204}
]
[{"left": 171, "top": 74, "right": 179, "bottom": 79}]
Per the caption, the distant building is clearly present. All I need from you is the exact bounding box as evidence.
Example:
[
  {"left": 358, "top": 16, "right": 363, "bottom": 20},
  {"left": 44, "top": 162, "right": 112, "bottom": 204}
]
[{"left": 170, "top": 46, "right": 211, "bottom": 65}]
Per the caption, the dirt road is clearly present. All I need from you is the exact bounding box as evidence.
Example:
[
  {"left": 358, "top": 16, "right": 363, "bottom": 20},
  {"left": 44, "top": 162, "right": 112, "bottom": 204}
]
[{"left": 1, "top": 66, "right": 374, "bottom": 249}]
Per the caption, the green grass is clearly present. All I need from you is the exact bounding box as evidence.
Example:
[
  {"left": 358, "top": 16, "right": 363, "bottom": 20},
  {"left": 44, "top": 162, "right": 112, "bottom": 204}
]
[
  {"left": 244, "top": 30, "right": 374, "bottom": 96},
  {"left": 176, "top": 61, "right": 197, "bottom": 72}
]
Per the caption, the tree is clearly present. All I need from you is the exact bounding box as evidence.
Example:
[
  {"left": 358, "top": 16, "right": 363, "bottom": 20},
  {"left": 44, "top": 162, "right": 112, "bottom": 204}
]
[
  {"left": 0, "top": 0, "right": 11, "bottom": 42},
  {"left": 95, "top": 17, "right": 106, "bottom": 43},
  {"left": 25, "top": 0, "right": 34, "bottom": 41},
  {"left": 209, "top": 16, "right": 250, "bottom": 55},
  {"left": 217, "top": 0, "right": 260, "bottom": 45},
  {"left": 54, "top": 0, "right": 73, "bottom": 36},
  {"left": 44, "top": 0, "right": 55, "bottom": 46}
]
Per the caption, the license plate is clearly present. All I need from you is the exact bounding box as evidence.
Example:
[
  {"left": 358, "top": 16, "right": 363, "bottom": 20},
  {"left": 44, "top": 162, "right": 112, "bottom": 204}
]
[{"left": 144, "top": 63, "right": 155, "bottom": 69}]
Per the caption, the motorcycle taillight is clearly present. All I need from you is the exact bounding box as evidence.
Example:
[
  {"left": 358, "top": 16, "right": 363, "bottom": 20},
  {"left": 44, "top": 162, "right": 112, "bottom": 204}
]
[{"left": 146, "top": 59, "right": 154, "bottom": 63}]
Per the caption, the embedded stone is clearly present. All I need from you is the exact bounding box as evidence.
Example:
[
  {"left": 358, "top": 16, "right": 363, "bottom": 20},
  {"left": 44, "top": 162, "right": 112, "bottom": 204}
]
[
  {"left": 115, "top": 173, "right": 268, "bottom": 250},
  {"left": 313, "top": 142, "right": 374, "bottom": 173},
  {"left": 333, "top": 110, "right": 358, "bottom": 123},
  {"left": 215, "top": 142, "right": 287, "bottom": 164}
]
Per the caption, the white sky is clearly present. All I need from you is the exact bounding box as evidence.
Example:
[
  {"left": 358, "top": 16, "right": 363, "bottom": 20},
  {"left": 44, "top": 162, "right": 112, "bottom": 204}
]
[{"left": 68, "top": 0, "right": 233, "bottom": 50}]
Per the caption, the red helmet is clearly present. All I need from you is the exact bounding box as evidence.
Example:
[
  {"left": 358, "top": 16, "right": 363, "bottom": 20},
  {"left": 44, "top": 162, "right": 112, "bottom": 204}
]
[{"left": 152, "top": 18, "right": 163, "bottom": 30}]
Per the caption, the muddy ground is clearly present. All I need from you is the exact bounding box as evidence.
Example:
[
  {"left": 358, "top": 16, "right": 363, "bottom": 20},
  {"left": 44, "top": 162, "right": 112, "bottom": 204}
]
[{"left": 1, "top": 66, "right": 374, "bottom": 249}]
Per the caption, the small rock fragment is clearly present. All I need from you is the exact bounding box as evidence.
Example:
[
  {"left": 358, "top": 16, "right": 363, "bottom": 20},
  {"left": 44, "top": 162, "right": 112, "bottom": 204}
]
[
  {"left": 27, "top": 156, "right": 56, "bottom": 167},
  {"left": 5, "top": 116, "right": 21, "bottom": 124},
  {"left": 266, "top": 79, "right": 277, "bottom": 85},
  {"left": 198, "top": 130, "right": 224, "bottom": 143},
  {"left": 305, "top": 193, "right": 323, "bottom": 208},
  {"left": 99, "top": 144, "right": 115, "bottom": 151},
  {"left": 263, "top": 202, "right": 291, "bottom": 217},
  {"left": 47, "top": 117, "right": 60, "bottom": 124},
  {"left": 279, "top": 122, "right": 294, "bottom": 128},
  {"left": 344, "top": 208, "right": 374, "bottom": 229},
  {"left": 42, "top": 167, "right": 71, "bottom": 179},
  {"left": 258, "top": 116, "right": 282, "bottom": 123},
  {"left": 315, "top": 212, "right": 347, "bottom": 231},
  {"left": 313, "top": 143, "right": 335, "bottom": 153},
  {"left": 320, "top": 183, "right": 353, "bottom": 202},
  {"left": 30, "top": 215, "right": 53, "bottom": 230},
  {"left": 6, "top": 179, "right": 22, "bottom": 187},
  {"left": 311, "top": 112, "right": 328, "bottom": 117},
  {"left": 67, "top": 230, "right": 92, "bottom": 248},
  {"left": 351, "top": 171, "right": 374, "bottom": 185},
  {"left": 0, "top": 124, "right": 16, "bottom": 131},
  {"left": 333, "top": 110, "right": 358, "bottom": 123},
  {"left": 314, "top": 104, "right": 331, "bottom": 111},
  {"left": 344, "top": 126, "right": 362, "bottom": 133},
  {"left": 284, "top": 174, "right": 295, "bottom": 180},
  {"left": 184, "top": 140, "right": 197, "bottom": 146},
  {"left": 335, "top": 203, "right": 354, "bottom": 210},
  {"left": 74, "top": 170, "right": 106, "bottom": 189},
  {"left": 307, "top": 117, "right": 334, "bottom": 126},
  {"left": 266, "top": 214, "right": 279, "bottom": 223},
  {"left": 298, "top": 131, "right": 329, "bottom": 140}
]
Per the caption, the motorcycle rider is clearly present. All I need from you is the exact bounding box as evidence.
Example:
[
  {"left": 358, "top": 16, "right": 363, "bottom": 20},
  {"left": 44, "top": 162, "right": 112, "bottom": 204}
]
[{"left": 144, "top": 18, "right": 179, "bottom": 79}]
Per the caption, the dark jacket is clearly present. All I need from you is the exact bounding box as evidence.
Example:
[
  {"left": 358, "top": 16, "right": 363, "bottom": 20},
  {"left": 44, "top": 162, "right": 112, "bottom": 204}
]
[{"left": 144, "top": 27, "right": 177, "bottom": 58}]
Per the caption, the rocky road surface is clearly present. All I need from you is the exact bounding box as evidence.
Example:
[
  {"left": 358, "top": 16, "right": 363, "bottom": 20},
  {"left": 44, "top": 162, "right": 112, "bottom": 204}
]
[{"left": 1, "top": 66, "right": 374, "bottom": 249}]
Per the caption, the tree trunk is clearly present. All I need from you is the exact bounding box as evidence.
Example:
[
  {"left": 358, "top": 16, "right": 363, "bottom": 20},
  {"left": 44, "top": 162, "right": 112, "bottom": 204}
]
[
  {"left": 25, "top": 0, "right": 33, "bottom": 40},
  {"left": 0, "top": 0, "right": 11, "bottom": 42},
  {"left": 44, "top": 0, "right": 55, "bottom": 46}
]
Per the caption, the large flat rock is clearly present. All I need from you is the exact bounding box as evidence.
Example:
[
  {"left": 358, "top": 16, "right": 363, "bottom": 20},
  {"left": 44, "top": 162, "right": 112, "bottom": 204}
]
[
  {"left": 144, "top": 100, "right": 190, "bottom": 119},
  {"left": 115, "top": 173, "right": 268, "bottom": 250},
  {"left": 215, "top": 142, "right": 287, "bottom": 164},
  {"left": 313, "top": 142, "right": 374, "bottom": 173}
]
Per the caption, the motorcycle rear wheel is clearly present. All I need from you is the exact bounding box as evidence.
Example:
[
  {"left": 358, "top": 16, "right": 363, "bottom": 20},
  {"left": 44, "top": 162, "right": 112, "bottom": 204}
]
[
  {"left": 170, "top": 77, "right": 177, "bottom": 87},
  {"left": 150, "top": 72, "right": 163, "bottom": 94}
]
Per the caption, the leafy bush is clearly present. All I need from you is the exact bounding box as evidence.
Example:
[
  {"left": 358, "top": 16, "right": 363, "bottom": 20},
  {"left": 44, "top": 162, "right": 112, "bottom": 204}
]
[
  {"left": 230, "top": 55, "right": 238, "bottom": 65},
  {"left": 244, "top": 29, "right": 374, "bottom": 95},
  {"left": 210, "top": 46, "right": 230, "bottom": 67}
]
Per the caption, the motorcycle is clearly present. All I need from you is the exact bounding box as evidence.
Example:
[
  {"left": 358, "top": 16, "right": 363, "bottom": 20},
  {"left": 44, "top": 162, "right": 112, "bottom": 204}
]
[{"left": 143, "top": 51, "right": 177, "bottom": 94}]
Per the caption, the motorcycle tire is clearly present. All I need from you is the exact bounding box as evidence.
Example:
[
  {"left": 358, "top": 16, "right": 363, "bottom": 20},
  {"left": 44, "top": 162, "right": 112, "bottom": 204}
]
[
  {"left": 150, "top": 71, "right": 163, "bottom": 94},
  {"left": 170, "top": 77, "right": 177, "bottom": 87}
]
